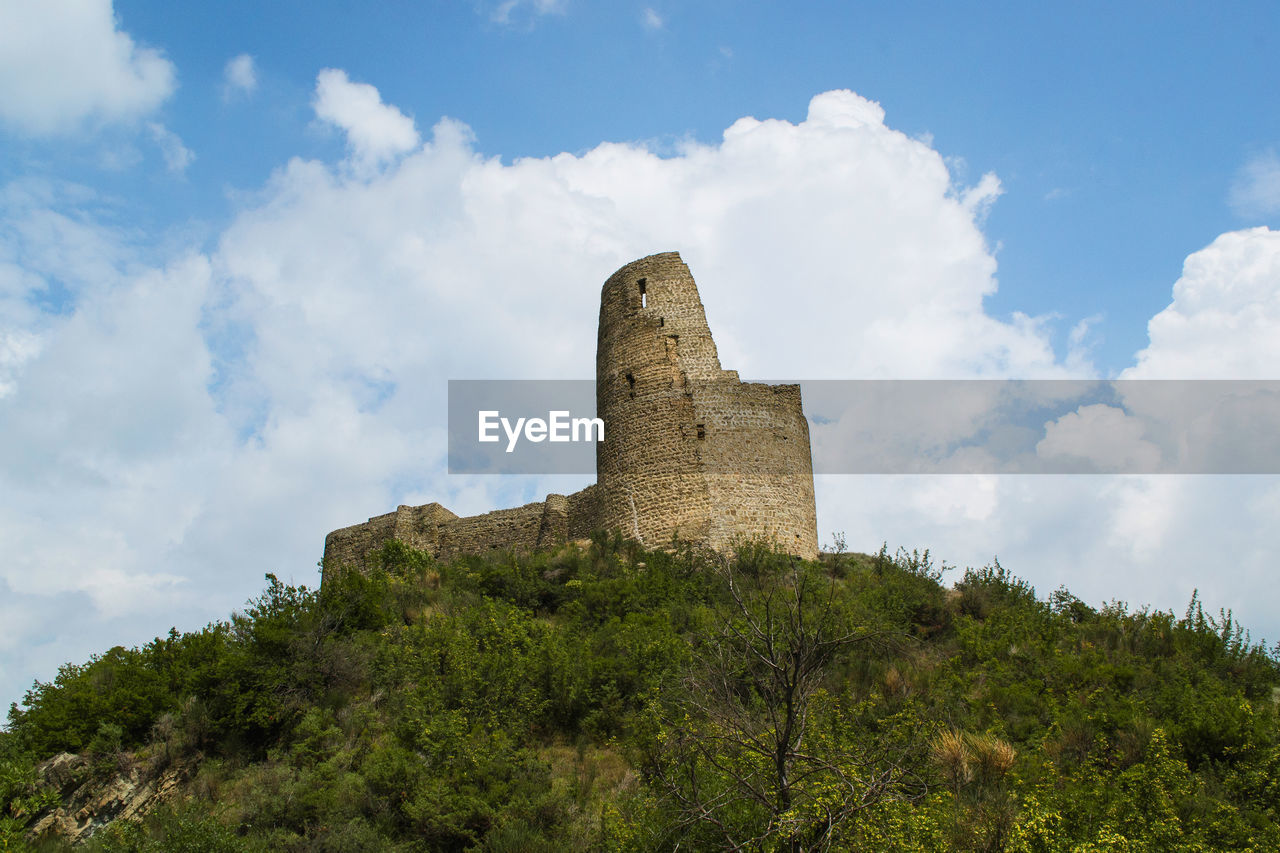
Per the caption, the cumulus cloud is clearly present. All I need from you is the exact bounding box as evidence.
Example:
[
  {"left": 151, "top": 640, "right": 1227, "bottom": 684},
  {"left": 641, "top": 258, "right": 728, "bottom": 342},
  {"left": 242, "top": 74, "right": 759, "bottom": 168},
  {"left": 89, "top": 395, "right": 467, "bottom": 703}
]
[
  {"left": 1230, "top": 151, "right": 1280, "bottom": 219},
  {"left": 6, "top": 79, "right": 1280, "bottom": 711},
  {"left": 1, "top": 84, "right": 1050, "bottom": 706},
  {"left": 1127, "top": 227, "right": 1280, "bottom": 379},
  {"left": 814, "top": 470, "right": 1280, "bottom": 640},
  {"left": 900, "top": 228, "right": 1280, "bottom": 634},
  {"left": 224, "top": 88, "right": 1059, "bottom": 393},
  {"left": 313, "top": 69, "right": 420, "bottom": 173},
  {"left": 222, "top": 53, "right": 257, "bottom": 100},
  {"left": 0, "top": 0, "right": 176, "bottom": 135},
  {"left": 1036, "top": 404, "right": 1162, "bottom": 472}
]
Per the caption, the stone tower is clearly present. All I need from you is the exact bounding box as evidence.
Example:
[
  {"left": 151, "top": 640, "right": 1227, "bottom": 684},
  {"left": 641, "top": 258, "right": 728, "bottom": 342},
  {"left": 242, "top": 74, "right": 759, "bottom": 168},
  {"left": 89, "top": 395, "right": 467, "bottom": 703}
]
[
  {"left": 595, "top": 252, "right": 818, "bottom": 556},
  {"left": 323, "top": 251, "right": 818, "bottom": 574}
]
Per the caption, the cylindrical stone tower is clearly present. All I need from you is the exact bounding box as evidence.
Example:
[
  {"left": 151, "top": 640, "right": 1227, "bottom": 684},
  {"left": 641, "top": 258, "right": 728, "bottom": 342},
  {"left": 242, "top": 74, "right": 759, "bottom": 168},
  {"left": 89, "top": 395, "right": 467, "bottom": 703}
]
[
  {"left": 595, "top": 252, "right": 818, "bottom": 557},
  {"left": 596, "top": 253, "right": 718, "bottom": 546}
]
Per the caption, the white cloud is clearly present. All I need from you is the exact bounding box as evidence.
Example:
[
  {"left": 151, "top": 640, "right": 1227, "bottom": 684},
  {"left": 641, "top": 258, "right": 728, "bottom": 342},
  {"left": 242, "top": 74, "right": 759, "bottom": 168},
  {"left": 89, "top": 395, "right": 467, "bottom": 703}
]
[
  {"left": 0, "top": 177, "right": 139, "bottom": 310},
  {"left": 0, "top": 251, "right": 225, "bottom": 617},
  {"left": 147, "top": 122, "right": 194, "bottom": 174},
  {"left": 0, "top": 0, "right": 176, "bottom": 135},
  {"left": 1230, "top": 150, "right": 1280, "bottom": 219},
  {"left": 2, "top": 85, "right": 1056, "bottom": 706},
  {"left": 960, "top": 171, "right": 1002, "bottom": 222},
  {"left": 7, "top": 81, "right": 1280, "bottom": 713},
  {"left": 1126, "top": 227, "right": 1280, "bottom": 379},
  {"left": 313, "top": 69, "right": 420, "bottom": 174},
  {"left": 642, "top": 8, "right": 664, "bottom": 30},
  {"left": 816, "top": 471, "right": 1280, "bottom": 645},
  {"left": 222, "top": 53, "right": 257, "bottom": 100},
  {"left": 1063, "top": 313, "right": 1102, "bottom": 374},
  {"left": 228, "top": 87, "right": 1062, "bottom": 387},
  {"left": 1036, "top": 404, "right": 1163, "bottom": 472}
]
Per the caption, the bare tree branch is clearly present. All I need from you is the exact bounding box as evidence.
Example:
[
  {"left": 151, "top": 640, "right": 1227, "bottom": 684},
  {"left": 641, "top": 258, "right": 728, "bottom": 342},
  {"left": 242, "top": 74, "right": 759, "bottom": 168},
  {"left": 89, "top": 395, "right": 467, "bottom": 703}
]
[{"left": 644, "top": 543, "right": 929, "bottom": 850}]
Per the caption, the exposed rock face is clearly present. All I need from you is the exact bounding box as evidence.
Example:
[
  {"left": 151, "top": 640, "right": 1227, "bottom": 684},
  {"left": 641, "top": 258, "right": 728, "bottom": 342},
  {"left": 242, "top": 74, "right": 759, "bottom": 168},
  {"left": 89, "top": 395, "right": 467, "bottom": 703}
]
[{"left": 26, "top": 752, "right": 192, "bottom": 846}]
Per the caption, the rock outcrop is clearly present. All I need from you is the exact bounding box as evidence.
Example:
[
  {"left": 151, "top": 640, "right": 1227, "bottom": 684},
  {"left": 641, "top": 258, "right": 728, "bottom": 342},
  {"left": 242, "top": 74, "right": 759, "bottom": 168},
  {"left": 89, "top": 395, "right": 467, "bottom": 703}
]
[{"left": 26, "top": 752, "right": 193, "bottom": 846}]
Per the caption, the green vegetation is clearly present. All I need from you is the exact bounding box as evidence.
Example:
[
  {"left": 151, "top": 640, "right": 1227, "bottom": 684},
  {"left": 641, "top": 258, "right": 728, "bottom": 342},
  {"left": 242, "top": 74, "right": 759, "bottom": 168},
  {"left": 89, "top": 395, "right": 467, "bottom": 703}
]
[{"left": 3, "top": 534, "right": 1279, "bottom": 851}]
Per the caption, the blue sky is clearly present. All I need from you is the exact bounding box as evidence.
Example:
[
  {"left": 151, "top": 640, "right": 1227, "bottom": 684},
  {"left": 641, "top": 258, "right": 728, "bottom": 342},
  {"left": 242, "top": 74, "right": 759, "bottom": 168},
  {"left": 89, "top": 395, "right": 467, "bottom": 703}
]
[
  {"left": 12, "top": 1, "right": 1278, "bottom": 368},
  {"left": 2, "top": 1, "right": 1280, "bottom": 710}
]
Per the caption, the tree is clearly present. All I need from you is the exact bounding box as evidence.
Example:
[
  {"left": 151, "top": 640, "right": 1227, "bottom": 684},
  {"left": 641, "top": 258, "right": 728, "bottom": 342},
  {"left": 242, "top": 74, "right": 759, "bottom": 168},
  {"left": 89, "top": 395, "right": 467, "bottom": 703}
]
[{"left": 644, "top": 543, "right": 926, "bottom": 851}]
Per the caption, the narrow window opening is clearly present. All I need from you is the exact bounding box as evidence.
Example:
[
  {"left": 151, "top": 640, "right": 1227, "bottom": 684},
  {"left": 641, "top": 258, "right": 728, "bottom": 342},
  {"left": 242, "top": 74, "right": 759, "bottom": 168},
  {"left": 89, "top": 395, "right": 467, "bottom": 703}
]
[
  {"left": 626, "top": 373, "right": 635, "bottom": 389},
  {"left": 638, "top": 278, "right": 647, "bottom": 308},
  {"left": 658, "top": 317, "right": 664, "bottom": 327},
  {"left": 696, "top": 423, "right": 706, "bottom": 440}
]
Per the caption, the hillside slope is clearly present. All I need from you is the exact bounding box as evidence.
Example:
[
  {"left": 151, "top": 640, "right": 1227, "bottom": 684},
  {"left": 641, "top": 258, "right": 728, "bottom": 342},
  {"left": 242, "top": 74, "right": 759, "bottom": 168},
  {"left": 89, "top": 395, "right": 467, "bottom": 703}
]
[{"left": 3, "top": 535, "right": 1279, "bottom": 851}]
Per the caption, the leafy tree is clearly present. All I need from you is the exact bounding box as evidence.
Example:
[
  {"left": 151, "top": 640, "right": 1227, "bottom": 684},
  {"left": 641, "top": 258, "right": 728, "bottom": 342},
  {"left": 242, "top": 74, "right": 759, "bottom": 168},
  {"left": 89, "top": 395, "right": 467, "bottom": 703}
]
[{"left": 5, "top": 537, "right": 1280, "bottom": 851}]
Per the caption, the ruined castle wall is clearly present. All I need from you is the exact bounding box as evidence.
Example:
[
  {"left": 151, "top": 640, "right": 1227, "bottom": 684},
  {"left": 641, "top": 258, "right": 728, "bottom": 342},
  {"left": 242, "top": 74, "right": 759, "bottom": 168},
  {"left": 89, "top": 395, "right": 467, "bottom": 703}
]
[
  {"left": 593, "top": 252, "right": 817, "bottom": 557},
  {"left": 397, "top": 503, "right": 460, "bottom": 552},
  {"left": 434, "top": 501, "right": 548, "bottom": 560},
  {"left": 323, "top": 250, "right": 819, "bottom": 577},
  {"left": 323, "top": 511, "right": 399, "bottom": 577},
  {"left": 323, "top": 491, "right": 602, "bottom": 574},
  {"left": 565, "top": 484, "right": 603, "bottom": 540},
  {"left": 696, "top": 381, "right": 819, "bottom": 557},
  {"left": 323, "top": 502, "right": 459, "bottom": 578}
]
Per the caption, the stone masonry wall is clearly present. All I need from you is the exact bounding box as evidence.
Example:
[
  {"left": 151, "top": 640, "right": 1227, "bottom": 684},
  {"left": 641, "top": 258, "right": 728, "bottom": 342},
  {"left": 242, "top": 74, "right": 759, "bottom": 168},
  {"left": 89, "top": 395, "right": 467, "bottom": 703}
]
[
  {"left": 595, "top": 253, "right": 725, "bottom": 548},
  {"left": 594, "top": 253, "right": 817, "bottom": 557},
  {"left": 322, "top": 250, "right": 819, "bottom": 577},
  {"left": 322, "top": 489, "right": 599, "bottom": 580},
  {"left": 697, "top": 381, "right": 819, "bottom": 556},
  {"left": 323, "top": 502, "right": 458, "bottom": 577}
]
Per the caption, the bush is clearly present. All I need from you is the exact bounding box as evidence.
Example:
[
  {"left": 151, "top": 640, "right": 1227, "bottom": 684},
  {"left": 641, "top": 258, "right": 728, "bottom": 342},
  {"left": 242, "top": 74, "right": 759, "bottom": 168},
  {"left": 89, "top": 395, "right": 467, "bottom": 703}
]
[{"left": 5, "top": 540, "right": 1279, "bottom": 851}]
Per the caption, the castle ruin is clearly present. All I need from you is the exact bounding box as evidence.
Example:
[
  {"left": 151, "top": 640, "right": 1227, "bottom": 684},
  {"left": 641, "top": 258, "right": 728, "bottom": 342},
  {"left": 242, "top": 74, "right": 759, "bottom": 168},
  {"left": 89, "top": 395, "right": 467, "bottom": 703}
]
[{"left": 322, "top": 252, "right": 818, "bottom": 574}]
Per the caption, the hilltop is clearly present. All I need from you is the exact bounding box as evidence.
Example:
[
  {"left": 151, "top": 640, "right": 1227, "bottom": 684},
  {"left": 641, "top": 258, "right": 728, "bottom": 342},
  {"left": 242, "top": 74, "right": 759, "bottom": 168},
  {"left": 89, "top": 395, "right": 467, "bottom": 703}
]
[{"left": 3, "top": 536, "right": 1279, "bottom": 851}]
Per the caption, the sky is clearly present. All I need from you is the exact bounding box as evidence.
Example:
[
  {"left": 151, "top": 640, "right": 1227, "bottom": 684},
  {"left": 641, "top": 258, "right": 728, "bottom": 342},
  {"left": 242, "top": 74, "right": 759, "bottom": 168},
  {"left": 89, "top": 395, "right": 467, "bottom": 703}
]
[{"left": 2, "top": 0, "right": 1279, "bottom": 712}]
